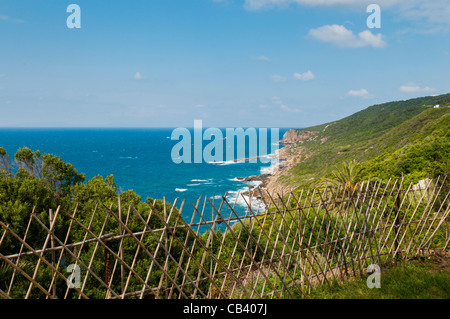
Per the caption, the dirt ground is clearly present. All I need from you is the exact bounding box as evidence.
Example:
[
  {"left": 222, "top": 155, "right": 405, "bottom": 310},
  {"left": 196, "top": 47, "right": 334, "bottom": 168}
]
[{"left": 407, "top": 249, "right": 450, "bottom": 272}]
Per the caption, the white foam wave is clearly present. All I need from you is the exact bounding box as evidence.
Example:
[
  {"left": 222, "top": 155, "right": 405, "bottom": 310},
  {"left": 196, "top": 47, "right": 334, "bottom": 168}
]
[
  {"left": 246, "top": 180, "right": 263, "bottom": 188},
  {"left": 226, "top": 189, "right": 266, "bottom": 212},
  {"left": 229, "top": 177, "right": 263, "bottom": 189},
  {"left": 209, "top": 160, "right": 240, "bottom": 166},
  {"left": 260, "top": 166, "right": 275, "bottom": 175},
  {"left": 260, "top": 157, "right": 283, "bottom": 175},
  {"left": 175, "top": 188, "right": 188, "bottom": 192}
]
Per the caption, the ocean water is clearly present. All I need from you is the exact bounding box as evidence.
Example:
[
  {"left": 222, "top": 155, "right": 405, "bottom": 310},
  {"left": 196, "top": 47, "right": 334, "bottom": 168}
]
[{"left": 0, "top": 128, "right": 290, "bottom": 223}]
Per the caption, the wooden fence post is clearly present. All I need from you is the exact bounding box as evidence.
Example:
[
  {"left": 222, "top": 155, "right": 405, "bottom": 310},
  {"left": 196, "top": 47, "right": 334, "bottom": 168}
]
[
  {"left": 393, "top": 185, "right": 402, "bottom": 260},
  {"left": 49, "top": 209, "right": 56, "bottom": 297},
  {"left": 105, "top": 241, "right": 112, "bottom": 289}
]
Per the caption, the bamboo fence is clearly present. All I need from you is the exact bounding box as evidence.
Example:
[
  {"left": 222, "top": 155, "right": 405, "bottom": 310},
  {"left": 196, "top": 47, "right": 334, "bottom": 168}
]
[{"left": 0, "top": 177, "right": 448, "bottom": 299}]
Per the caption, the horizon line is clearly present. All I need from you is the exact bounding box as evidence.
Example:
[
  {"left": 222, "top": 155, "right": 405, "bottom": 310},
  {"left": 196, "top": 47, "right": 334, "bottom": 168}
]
[{"left": 0, "top": 126, "right": 297, "bottom": 130}]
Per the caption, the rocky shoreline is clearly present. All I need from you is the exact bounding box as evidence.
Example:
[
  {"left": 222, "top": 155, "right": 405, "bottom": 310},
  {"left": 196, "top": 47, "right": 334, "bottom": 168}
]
[
  {"left": 237, "top": 128, "right": 319, "bottom": 204},
  {"left": 238, "top": 151, "right": 290, "bottom": 204},
  {"left": 239, "top": 160, "right": 289, "bottom": 203}
]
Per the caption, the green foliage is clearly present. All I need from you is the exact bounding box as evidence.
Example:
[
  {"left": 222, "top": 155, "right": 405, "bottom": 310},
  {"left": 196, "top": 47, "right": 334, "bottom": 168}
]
[
  {"left": 282, "top": 93, "right": 450, "bottom": 187},
  {"left": 0, "top": 147, "right": 195, "bottom": 298},
  {"left": 360, "top": 130, "right": 450, "bottom": 180},
  {"left": 42, "top": 154, "right": 85, "bottom": 197},
  {"left": 0, "top": 260, "right": 34, "bottom": 293},
  {"left": 319, "top": 159, "right": 362, "bottom": 192},
  {"left": 0, "top": 147, "right": 12, "bottom": 177}
]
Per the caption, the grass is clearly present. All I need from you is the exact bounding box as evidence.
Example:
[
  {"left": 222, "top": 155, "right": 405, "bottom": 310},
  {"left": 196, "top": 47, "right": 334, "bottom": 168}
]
[{"left": 303, "top": 255, "right": 450, "bottom": 299}]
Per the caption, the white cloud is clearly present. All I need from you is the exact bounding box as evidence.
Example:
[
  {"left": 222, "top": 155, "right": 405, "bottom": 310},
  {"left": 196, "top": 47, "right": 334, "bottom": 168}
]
[
  {"left": 357, "top": 30, "right": 387, "bottom": 47},
  {"left": 397, "top": 1, "right": 450, "bottom": 32},
  {"left": 134, "top": 72, "right": 144, "bottom": 80},
  {"left": 271, "top": 96, "right": 302, "bottom": 113},
  {"left": 259, "top": 104, "right": 270, "bottom": 109},
  {"left": 348, "top": 88, "right": 373, "bottom": 98},
  {"left": 241, "top": 0, "right": 450, "bottom": 31},
  {"left": 399, "top": 84, "right": 437, "bottom": 93},
  {"left": 293, "top": 70, "right": 315, "bottom": 81},
  {"left": 243, "top": 0, "right": 400, "bottom": 11},
  {"left": 280, "top": 104, "right": 302, "bottom": 113},
  {"left": 271, "top": 74, "right": 288, "bottom": 82},
  {"left": 308, "top": 25, "right": 386, "bottom": 48},
  {"left": 195, "top": 104, "right": 207, "bottom": 108},
  {"left": 272, "top": 96, "right": 282, "bottom": 104},
  {"left": 0, "top": 14, "right": 23, "bottom": 23},
  {"left": 255, "top": 55, "right": 271, "bottom": 61}
]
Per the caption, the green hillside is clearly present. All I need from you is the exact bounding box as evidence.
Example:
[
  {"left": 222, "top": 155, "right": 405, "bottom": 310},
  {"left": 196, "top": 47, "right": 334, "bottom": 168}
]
[{"left": 279, "top": 93, "right": 450, "bottom": 187}]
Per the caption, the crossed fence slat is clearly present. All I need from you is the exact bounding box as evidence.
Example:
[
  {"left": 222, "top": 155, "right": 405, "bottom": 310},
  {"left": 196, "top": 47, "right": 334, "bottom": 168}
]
[{"left": 0, "top": 177, "right": 448, "bottom": 299}]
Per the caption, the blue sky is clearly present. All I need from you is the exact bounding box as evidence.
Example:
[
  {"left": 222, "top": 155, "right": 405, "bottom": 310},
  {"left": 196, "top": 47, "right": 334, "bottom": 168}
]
[{"left": 0, "top": 0, "right": 449, "bottom": 128}]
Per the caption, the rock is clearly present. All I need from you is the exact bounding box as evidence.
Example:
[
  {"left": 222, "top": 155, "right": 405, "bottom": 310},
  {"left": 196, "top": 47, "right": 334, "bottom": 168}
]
[{"left": 279, "top": 129, "right": 319, "bottom": 145}]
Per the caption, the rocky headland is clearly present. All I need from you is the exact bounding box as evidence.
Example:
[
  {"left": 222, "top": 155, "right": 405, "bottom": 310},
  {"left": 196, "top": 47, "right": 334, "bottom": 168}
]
[{"left": 240, "top": 128, "right": 320, "bottom": 202}]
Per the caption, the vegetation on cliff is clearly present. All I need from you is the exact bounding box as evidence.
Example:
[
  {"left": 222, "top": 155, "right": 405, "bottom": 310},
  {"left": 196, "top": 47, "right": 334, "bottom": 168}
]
[
  {"left": 0, "top": 147, "right": 186, "bottom": 298},
  {"left": 276, "top": 93, "right": 450, "bottom": 190}
]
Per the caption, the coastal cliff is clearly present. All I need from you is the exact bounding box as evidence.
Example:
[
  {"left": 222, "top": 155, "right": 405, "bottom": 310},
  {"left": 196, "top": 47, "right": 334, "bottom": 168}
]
[
  {"left": 261, "top": 129, "right": 319, "bottom": 194},
  {"left": 242, "top": 92, "right": 450, "bottom": 202},
  {"left": 279, "top": 129, "right": 319, "bottom": 145},
  {"left": 243, "top": 129, "right": 317, "bottom": 199}
]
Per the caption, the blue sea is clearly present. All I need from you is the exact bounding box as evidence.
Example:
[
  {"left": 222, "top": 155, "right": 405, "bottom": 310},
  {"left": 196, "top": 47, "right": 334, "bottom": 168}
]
[{"left": 0, "top": 128, "right": 290, "bottom": 223}]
